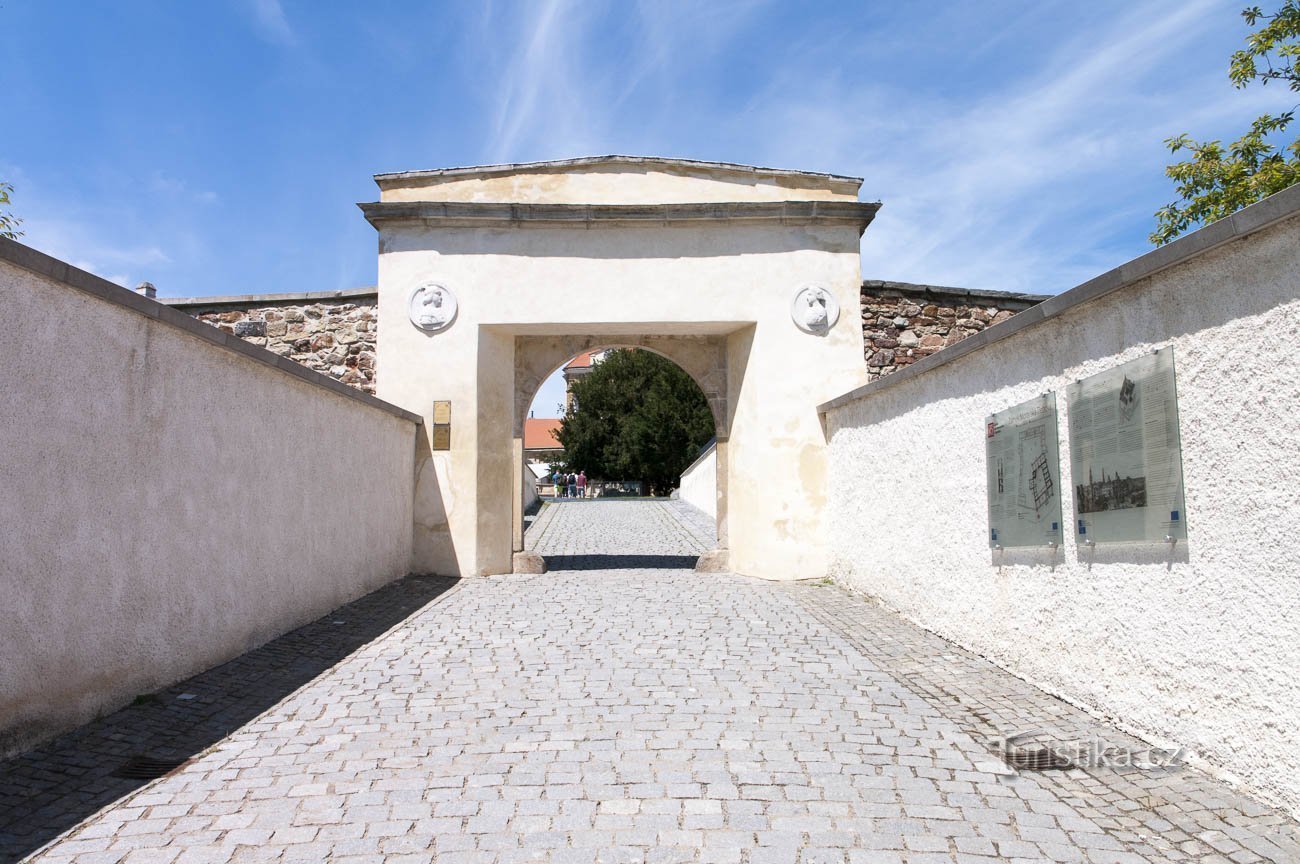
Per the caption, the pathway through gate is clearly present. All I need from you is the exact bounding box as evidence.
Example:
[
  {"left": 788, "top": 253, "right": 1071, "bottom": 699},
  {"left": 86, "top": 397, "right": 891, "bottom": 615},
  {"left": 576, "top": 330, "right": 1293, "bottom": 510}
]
[
  {"left": 525, "top": 499, "right": 716, "bottom": 571},
  {"left": 12, "top": 501, "right": 1299, "bottom": 863}
]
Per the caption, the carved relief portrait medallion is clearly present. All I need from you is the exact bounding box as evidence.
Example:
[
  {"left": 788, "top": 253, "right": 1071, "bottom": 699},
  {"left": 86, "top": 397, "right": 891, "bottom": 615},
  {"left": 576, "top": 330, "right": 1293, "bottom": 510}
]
[
  {"left": 790, "top": 284, "right": 839, "bottom": 335},
  {"left": 408, "top": 281, "right": 458, "bottom": 333}
]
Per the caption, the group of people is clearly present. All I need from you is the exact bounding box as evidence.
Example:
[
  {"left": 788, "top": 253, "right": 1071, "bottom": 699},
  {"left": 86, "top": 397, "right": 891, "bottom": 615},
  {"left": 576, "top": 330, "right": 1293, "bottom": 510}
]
[{"left": 552, "top": 469, "right": 588, "bottom": 498}]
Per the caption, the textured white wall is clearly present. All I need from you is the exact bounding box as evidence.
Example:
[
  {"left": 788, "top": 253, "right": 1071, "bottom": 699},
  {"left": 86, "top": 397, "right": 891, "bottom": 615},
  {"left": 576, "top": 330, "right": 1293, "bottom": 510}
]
[
  {"left": 824, "top": 212, "right": 1300, "bottom": 814},
  {"left": 679, "top": 442, "right": 717, "bottom": 520},
  {"left": 1, "top": 257, "right": 417, "bottom": 756}
]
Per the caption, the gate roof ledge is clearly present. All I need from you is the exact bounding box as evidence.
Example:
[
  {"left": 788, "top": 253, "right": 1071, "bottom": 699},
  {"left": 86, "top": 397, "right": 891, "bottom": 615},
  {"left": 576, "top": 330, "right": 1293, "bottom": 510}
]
[
  {"left": 358, "top": 200, "right": 880, "bottom": 234},
  {"left": 373, "top": 155, "right": 863, "bottom": 187}
]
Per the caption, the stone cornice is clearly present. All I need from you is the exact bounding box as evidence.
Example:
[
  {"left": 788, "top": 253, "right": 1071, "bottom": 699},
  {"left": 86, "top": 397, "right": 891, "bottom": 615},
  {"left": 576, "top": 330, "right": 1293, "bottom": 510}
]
[
  {"left": 358, "top": 200, "right": 881, "bottom": 234},
  {"left": 373, "top": 155, "right": 864, "bottom": 188},
  {"left": 163, "top": 287, "right": 377, "bottom": 309},
  {"left": 861, "top": 280, "right": 1049, "bottom": 310}
]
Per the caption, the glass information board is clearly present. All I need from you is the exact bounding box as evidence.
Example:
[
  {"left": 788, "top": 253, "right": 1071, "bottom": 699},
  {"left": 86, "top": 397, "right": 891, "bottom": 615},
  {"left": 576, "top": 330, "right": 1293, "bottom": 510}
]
[
  {"left": 1066, "top": 348, "right": 1187, "bottom": 544},
  {"left": 985, "top": 393, "right": 1063, "bottom": 548}
]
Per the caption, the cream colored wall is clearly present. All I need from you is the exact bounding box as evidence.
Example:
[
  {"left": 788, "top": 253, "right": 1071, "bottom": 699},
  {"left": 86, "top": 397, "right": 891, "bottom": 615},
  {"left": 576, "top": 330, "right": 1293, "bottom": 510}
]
[
  {"left": 821, "top": 211, "right": 1300, "bottom": 814},
  {"left": 523, "top": 468, "right": 540, "bottom": 513},
  {"left": 379, "top": 163, "right": 859, "bottom": 205},
  {"left": 1, "top": 256, "right": 417, "bottom": 757},
  {"left": 376, "top": 217, "right": 867, "bottom": 580}
]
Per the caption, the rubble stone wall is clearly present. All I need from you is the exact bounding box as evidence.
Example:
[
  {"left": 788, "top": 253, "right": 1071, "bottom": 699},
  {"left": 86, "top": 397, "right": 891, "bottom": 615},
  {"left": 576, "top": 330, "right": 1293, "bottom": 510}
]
[
  {"left": 168, "top": 283, "right": 1044, "bottom": 394},
  {"left": 860, "top": 281, "right": 1047, "bottom": 381},
  {"left": 168, "top": 291, "right": 378, "bottom": 394}
]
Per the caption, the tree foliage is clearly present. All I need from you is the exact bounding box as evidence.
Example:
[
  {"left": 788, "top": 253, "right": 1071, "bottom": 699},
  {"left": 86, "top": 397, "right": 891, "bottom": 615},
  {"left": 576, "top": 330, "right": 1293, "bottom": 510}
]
[
  {"left": 1151, "top": 2, "right": 1300, "bottom": 245},
  {"left": 0, "top": 182, "right": 22, "bottom": 240},
  {"left": 555, "top": 349, "right": 715, "bottom": 496}
]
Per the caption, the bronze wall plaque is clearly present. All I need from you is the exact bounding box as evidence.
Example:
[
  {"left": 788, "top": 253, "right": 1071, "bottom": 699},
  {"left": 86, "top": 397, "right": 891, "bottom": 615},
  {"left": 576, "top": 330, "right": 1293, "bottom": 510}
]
[
  {"left": 432, "top": 425, "right": 451, "bottom": 451},
  {"left": 432, "top": 400, "right": 451, "bottom": 425}
]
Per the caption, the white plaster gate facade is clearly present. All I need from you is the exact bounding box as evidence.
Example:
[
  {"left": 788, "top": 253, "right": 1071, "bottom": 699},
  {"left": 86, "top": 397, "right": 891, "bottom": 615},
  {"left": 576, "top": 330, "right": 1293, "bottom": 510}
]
[{"left": 361, "top": 157, "right": 878, "bottom": 579}]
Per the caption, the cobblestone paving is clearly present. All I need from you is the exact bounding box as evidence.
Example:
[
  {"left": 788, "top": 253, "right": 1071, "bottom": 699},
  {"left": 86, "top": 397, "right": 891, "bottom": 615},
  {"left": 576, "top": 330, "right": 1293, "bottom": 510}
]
[
  {"left": 18, "top": 500, "right": 1300, "bottom": 863},
  {"left": 793, "top": 586, "right": 1300, "bottom": 864},
  {"left": 526, "top": 499, "right": 716, "bottom": 569},
  {"left": 1, "top": 576, "right": 457, "bottom": 864}
]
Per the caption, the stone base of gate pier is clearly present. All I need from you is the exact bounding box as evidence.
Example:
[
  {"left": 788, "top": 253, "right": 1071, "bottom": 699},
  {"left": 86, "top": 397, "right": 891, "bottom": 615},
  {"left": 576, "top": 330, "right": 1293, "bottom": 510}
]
[
  {"left": 694, "top": 548, "right": 730, "bottom": 573},
  {"left": 512, "top": 551, "right": 548, "bottom": 574}
]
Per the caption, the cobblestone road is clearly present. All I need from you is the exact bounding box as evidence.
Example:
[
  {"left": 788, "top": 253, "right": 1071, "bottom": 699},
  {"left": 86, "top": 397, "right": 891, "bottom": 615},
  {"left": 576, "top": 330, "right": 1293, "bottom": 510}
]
[{"left": 17, "top": 500, "right": 1300, "bottom": 863}]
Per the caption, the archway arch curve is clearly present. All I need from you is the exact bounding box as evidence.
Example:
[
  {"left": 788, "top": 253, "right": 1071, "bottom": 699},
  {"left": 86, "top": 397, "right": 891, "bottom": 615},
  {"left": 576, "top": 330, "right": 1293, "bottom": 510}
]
[
  {"left": 513, "top": 334, "right": 729, "bottom": 441},
  {"left": 511, "top": 332, "right": 731, "bottom": 561}
]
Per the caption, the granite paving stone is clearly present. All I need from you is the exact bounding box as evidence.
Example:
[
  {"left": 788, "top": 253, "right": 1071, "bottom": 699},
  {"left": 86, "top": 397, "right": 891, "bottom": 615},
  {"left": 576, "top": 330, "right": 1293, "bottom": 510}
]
[{"left": 9, "top": 500, "right": 1298, "bottom": 862}]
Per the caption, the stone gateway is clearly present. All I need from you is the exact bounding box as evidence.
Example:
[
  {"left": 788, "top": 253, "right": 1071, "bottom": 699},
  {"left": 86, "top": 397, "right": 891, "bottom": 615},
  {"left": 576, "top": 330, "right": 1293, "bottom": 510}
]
[{"left": 360, "top": 156, "right": 879, "bottom": 579}]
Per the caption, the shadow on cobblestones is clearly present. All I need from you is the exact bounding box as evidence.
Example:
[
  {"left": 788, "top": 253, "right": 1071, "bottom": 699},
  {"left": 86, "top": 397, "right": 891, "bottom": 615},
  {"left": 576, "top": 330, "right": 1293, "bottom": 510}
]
[
  {"left": 545, "top": 553, "right": 700, "bottom": 570},
  {"left": 0, "top": 575, "right": 457, "bottom": 863}
]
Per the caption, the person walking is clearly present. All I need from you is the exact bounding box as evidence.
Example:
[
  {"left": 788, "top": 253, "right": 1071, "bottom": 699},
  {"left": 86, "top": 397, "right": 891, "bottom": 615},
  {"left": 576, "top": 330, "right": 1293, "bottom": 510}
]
[
  {"left": 576, "top": 470, "right": 587, "bottom": 499},
  {"left": 568, "top": 472, "right": 578, "bottom": 499},
  {"left": 553, "top": 469, "right": 566, "bottom": 498}
]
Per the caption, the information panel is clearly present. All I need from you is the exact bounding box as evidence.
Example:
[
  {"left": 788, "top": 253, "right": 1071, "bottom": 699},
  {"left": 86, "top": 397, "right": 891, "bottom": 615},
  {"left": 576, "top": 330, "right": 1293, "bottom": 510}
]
[
  {"left": 985, "top": 393, "right": 1063, "bottom": 548},
  {"left": 1066, "top": 348, "right": 1187, "bottom": 544},
  {"left": 432, "top": 400, "right": 452, "bottom": 451}
]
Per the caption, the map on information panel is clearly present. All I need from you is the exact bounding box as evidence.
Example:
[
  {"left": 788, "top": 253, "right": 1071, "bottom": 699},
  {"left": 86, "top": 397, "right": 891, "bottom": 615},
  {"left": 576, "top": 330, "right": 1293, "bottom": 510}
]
[
  {"left": 1066, "top": 348, "right": 1187, "bottom": 544},
  {"left": 985, "top": 394, "right": 1062, "bottom": 549}
]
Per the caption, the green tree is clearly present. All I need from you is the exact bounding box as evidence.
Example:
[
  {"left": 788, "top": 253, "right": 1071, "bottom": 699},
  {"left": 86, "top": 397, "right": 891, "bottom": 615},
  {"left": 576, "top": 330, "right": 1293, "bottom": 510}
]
[
  {"left": 0, "top": 182, "right": 22, "bottom": 240},
  {"left": 555, "top": 349, "right": 715, "bottom": 496},
  {"left": 1151, "top": 2, "right": 1300, "bottom": 245}
]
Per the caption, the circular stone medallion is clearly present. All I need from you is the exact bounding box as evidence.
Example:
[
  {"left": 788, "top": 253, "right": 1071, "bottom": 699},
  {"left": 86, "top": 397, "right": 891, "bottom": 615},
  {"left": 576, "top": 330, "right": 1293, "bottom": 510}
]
[
  {"left": 408, "top": 282, "right": 458, "bottom": 333},
  {"left": 790, "top": 284, "right": 839, "bottom": 334}
]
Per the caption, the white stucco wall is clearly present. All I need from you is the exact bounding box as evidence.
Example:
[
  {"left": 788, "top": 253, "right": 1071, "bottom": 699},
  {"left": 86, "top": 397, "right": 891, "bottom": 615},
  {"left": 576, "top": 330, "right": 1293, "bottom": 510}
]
[
  {"left": 0, "top": 249, "right": 418, "bottom": 756},
  {"left": 372, "top": 161, "right": 871, "bottom": 580},
  {"left": 821, "top": 200, "right": 1300, "bottom": 814},
  {"left": 678, "top": 441, "right": 717, "bottom": 520}
]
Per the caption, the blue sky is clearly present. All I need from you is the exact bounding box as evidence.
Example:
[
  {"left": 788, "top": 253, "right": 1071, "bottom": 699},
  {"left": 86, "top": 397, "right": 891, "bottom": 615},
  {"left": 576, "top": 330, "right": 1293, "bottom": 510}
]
[{"left": 1, "top": 0, "right": 1277, "bottom": 416}]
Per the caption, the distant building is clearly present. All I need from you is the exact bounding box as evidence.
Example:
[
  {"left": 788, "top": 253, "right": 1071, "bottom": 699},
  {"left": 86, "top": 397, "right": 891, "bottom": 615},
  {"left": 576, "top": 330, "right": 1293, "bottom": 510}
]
[
  {"left": 562, "top": 350, "right": 610, "bottom": 412},
  {"left": 524, "top": 417, "right": 564, "bottom": 467}
]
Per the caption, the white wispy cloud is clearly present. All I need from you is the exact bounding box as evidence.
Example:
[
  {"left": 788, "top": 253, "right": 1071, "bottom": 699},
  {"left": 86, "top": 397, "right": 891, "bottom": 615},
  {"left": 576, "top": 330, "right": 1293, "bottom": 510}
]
[
  {"left": 468, "top": 0, "right": 1266, "bottom": 295},
  {"left": 22, "top": 216, "right": 173, "bottom": 289},
  {"left": 3, "top": 159, "right": 200, "bottom": 290},
  {"left": 244, "top": 0, "right": 296, "bottom": 46},
  {"left": 478, "top": 0, "right": 766, "bottom": 164},
  {"left": 150, "top": 172, "right": 218, "bottom": 205},
  {"left": 484, "top": 0, "right": 600, "bottom": 163},
  {"left": 740, "top": 0, "right": 1256, "bottom": 292}
]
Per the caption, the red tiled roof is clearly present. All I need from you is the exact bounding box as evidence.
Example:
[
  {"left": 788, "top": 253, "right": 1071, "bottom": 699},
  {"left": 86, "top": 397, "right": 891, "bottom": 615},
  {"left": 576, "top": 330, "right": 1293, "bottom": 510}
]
[
  {"left": 524, "top": 418, "right": 563, "bottom": 450},
  {"left": 564, "top": 352, "right": 595, "bottom": 370}
]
